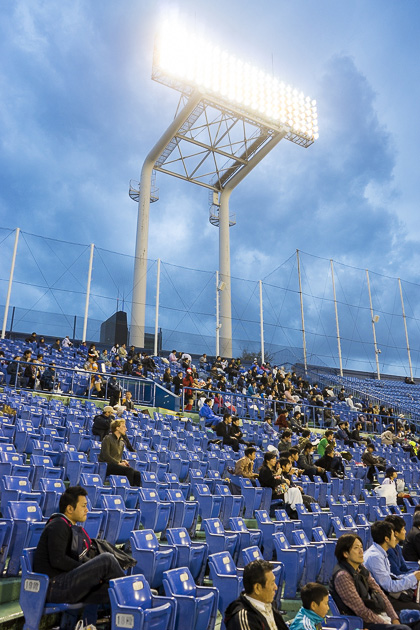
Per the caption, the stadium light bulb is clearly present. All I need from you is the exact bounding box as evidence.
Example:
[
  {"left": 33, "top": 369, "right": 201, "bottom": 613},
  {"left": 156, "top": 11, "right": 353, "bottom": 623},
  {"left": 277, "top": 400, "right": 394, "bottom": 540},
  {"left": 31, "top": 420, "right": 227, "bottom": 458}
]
[{"left": 153, "top": 18, "right": 319, "bottom": 145}]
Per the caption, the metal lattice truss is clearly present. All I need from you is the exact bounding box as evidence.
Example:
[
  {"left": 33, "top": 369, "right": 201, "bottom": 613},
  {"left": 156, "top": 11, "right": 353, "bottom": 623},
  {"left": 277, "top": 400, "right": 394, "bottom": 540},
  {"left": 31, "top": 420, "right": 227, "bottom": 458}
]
[{"left": 153, "top": 93, "right": 283, "bottom": 193}]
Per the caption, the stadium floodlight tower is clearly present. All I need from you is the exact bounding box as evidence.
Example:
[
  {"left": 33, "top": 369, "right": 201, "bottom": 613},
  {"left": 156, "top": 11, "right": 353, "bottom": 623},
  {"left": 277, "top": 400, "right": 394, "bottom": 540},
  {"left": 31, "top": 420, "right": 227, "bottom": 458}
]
[{"left": 130, "top": 17, "right": 318, "bottom": 355}]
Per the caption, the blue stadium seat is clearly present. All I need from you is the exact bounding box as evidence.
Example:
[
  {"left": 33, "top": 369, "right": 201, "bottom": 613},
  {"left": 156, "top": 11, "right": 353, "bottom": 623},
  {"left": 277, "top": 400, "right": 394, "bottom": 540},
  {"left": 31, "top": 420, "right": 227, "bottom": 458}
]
[
  {"left": 99, "top": 495, "right": 139, "bottom": 545},
  {"left": 328, "top": 594, "right": 363, "bottom": 630},
  {"left": 208, "top": 551, "right": 243, "bottom": 622},
  {"left": 166, "top": 527, "right": 208, "bottom": 584},
  {"left": 193, "top": 484, "right": 223, "bottom": 520},
  {"left": 0, "top": 518, "right": 13, "bottom": 575},
  {"left": 254, "top": 509, "right": 284, "bottom": 560},
  {"left": 5, "top": 501, "right": 46, "bottom": 576},
  {"left": 215, "top": 484, "right": 245, "bottom": 528},
  {"left": 109, "top": 474, "right": 140, "bottom": 509},
  {"left": 272, "top": 531, "right": 306, "bottom": 599},
  {"left": 295, "top": 503, "right": 319, "bottom": 540},
  {"left": 237, "top": 477, "right": 263, "bottom": 518},
  {"left": 331, "top": 516, "right": 357, "bottom": 539},
  {"left": 108, "top": 574, "right": 176, "bottom": 630},
  {"left": 140, "top": 471, "right": 170, "bottom": 499},
  {"left": 202, "top": 518, "right": 239, "bottom": 559},
  {"left": 310, "top": 502, "right": 332, "bottom": 536},
  {"left": 343, "top": 515, "right": 370, "bottom": 547},
  {"left": 0, "top": 476, "right": 42, "bottom": 514},
  {"left": 163, "top": 567, "right": 218, "bottom": 630},
  {"left": 130, "top": 529, "right": 176, "bottom": 589},
  {"left": 138, "top": 488, "right": 171, "bottom": 533},
  {"left": 291, "top": 529, "right": 324, "bottom": 584},
  {"left": 165, "top": 489, "right": 198, "bottom": 536},
  {"left": 228, "top": 517, "right": 263, "bottom": 566},
  {"left": 20, "top": 547, "right": 84, "bottom": 630},
  {"left": 312, "top": 526, "right": 337, "bottom": 584},
  {"left": 63, "top": 451, "right": 96, "bottom": 485},
  {"left": 79, "top": 472, "right": 114, "bottom": 507},
  {"left": 274, "top": 509, "right": 303, "bottom": 543}
]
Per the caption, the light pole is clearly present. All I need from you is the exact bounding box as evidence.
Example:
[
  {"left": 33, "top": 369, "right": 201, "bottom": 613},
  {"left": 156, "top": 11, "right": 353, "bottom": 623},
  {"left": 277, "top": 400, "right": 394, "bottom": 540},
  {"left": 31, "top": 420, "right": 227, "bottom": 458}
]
[{"left": 130, "top": 17, "right": 319, "bottom": 352}]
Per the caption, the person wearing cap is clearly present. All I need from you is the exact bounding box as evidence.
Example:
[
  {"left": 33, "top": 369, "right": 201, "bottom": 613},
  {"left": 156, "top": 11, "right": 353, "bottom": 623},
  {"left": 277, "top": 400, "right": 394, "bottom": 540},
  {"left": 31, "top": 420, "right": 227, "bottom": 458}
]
[
  {"left": 362, "top": 443, "right": 386, "bottom": 482},
  {"left": 92, "top": 406, "right": 114, "bottom": 441}
]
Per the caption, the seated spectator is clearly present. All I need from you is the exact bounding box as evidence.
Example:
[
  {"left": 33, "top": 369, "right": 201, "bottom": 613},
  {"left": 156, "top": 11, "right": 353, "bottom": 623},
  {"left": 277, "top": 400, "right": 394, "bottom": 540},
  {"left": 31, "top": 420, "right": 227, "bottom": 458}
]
[
  {"left": 298, "top": 441, "right": 326, "bottom": 482},
  {"left": 225, "top": 559, "right": 288, "bottom": 630},
  {"left": 275, "top": 410, "right": 289, "bottom": 430},
  {"left": 100, "top": 349, "right": 112, "bottom": 367},
  {"left": 40, "top": 363, "right": 57, "bottom": 391},
  {"left": 199, "top": 397, "right": 220, "bottom": 428},
  {"left": 381, "top": 427, "right": 397, "bottom": 447},
  {"left": 168, "top": 349, "right": 178, "bottom": 364},
  {"left": 98, "top": 419, "right": 140, "bottom": 486},
  {"left": 117, "top": 343, "right": 127, "bottom": 359},
  {"left": 278, "top": 429, "right": 293, "bottom": 454},
  {"left": 335, "top": 420, "right": 354, "bottom": 446},
  {"left": 316, "top": 444, "right": 345, "bottom": 479},
  {"left": 362, "top": 443, "right": 386, "bottom": 483},
  {"left": 122, "top": 357, "right": 135, "bottom": 376},
  {"left": 142, "top": 353, "right": 156, "bottom": 378},
  {"left": 230, "top": 416, "right": 254, "bottom": 446},
  {"left": 288, "top": 447, "right": 305, "bottom": 477},
  {"left": 258, "top": 452, "right": 287, "bottom": 502},
  {"left": 121, "top": 390, "right": 137, "bottom": 415},
  {"left": 92, "top": 406, "right": 114, "bottom": 441},
  {"left": 290, "top": 410, "right": 306, "bottom": 434},
  {"left": 290, "top": 583, "right": 329, "bottom": 630},
  {"left": 403, "top": 513, "right": 420, "bottom": 562},
  {"left": 25, "top": 331, "right": 37, "bottom": 344},
  {"left": 33, "top": 486, "right": 125, "bottom": 627},
  {"left": 384, "top": 515, "right": 412, "bottom": 576},
  {"left": 52, "top": 339, "right": 61, "bottom": 351},
  {"left": 234, "top": 446, "right": 259, "bottom": 480},
  {"left": 363, "top": 521, "right": 420, "bottom": 613},
  {"left": 323, "top": 402, "right": 338, "bottom": 427},
  {"left": 345, "top": 394, "right": 362, "bottom": 411},
  {"left": 62, "top": 335, "right": 73, "bottom": 348},
  {"left": 297, "top": 428, "right": 312, "bottom": 452},
  {"left": 350, "top": 420, "right": 367, "bottom": 445},
  {"left": 215, "top": 413, "right": 239, "bottom": 452},
  {"left": 330, "top": 533, "right": 410, "bottom": 630},
  {"left": 263, "top": 416, "right": 277, "bottom": 436},
  {"left": 378, "top": 467, "right": 414, "bottom": 507},
  {"left": 278, "top": 456, "right": 306, "bottom": 513},
  {"left": 317, "top": 429, "right": 335, "bottom": 456}
]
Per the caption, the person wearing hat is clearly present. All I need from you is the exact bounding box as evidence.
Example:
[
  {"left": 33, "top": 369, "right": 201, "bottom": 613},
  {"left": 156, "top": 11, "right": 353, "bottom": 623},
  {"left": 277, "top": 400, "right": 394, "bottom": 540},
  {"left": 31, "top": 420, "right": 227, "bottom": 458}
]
[
  {"left": 361, "top": 443, "right": 386, "bottom": 482},
  {"left": 92, "top": 406, "right": 114, "bottom": 441}
]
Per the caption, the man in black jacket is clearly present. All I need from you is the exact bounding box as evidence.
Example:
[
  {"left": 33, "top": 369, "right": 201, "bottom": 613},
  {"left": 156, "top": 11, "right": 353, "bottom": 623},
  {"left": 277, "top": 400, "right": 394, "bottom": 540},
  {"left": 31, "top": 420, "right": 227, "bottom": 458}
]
[
  {"left": 92, "top": 406, "right": 114, "bottom": 440},
  {"left": 225, "top": 559, "right": 289, "bottom": 630},
  {"left": 215, "top": 413, "right": 240, "bottom": 452},
  {"left": 33, "top": 486, "right": 124, "bottom": 626}
]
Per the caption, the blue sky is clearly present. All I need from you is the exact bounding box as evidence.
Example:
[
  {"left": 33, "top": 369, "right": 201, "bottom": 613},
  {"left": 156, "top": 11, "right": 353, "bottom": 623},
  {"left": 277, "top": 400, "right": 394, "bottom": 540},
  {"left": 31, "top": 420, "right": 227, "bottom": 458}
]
[{"left": 1, "top": 0, "right": 420, "bottom": 374}]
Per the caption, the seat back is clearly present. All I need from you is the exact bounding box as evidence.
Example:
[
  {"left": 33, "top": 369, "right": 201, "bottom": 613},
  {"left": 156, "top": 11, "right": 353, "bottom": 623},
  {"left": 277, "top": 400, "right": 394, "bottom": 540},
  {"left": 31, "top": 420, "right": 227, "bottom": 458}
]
[
  {"left": 208, "top": 551, "right": 236, "bottom": 576},
  {"left": 313, "top": 526, "right": 328, "bottom": 542},
  {"left": 292, "top": 529, "right": 310, "bottom": 546},
  {"left": 255, "top": 509, "right": 271, "bottom": 525},
  {"left": 165, "top": 489, "right": 185, "bottom": 502},
  {"left": 163, "top": 567, "right": 196, "bottom": 596},
  {"left": 228, "top": 517, "right": 248, "bottom": 533},
  {"left": 110, "top": 574, "right": 152, "bottom": 607},
  {"left": 130, "top": 529, "right": 159, "bottom": 551},
  {"left": 242, "top": 545, "right": 263, "bottom": 565},
  {"left": 6, "top": 501, "right": 43, "bottom": 521},
  {"left": 272, "top": 532, "right": 290, "bottom": 550},
  {"left": 100, "top": 494, "right": 126, "bottom": 511},
  {"left": 203, "top": 518, "right": 224, "bottom": 535},
  {"left": 166, "top": 527, "right": 192, "bottom": 546}
]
